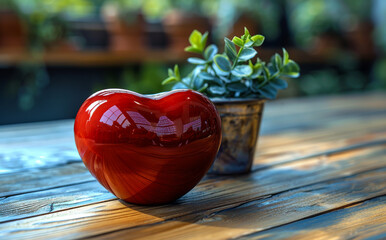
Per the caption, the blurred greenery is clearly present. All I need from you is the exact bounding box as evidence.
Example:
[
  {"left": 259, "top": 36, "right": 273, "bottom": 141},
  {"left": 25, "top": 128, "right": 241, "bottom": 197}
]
[
  {"left": 371, "top": 58, "right": 386, "bottom": 90},
  {"left": 8, "top": 0, "right": 95, "bottom": 50},
  {"left": 287, "top": 0, "right": 372, "bottom": 47},
  {"left": 1, "top": 0, "right": 385, "bottom": 114}
]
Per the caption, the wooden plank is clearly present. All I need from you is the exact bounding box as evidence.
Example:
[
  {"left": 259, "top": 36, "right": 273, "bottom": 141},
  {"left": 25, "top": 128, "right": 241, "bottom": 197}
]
[
  {"left": 0, "top": 181, "right": 113, "bottom": 223},
  {"left": 1, "top": 93, "right": 384, "bottom": 142},
  {"left": 0, "top": 142, "right": 80, "bottom": 174},
  {"left": 239, "top": 196, "right": 386, "bottom": 240},
  {"left": 0, "top": 140, "right": 384, "bottom": 223},
  {"left": 1, "top": 105, "right": 384, "bottom": 193},
  {"left": 261, "top": 93, "right": 386, "bottom": 134},
  {"left": 0, "top": 119, "right": 74, "bottom": 141},
  {"left": 1, "top": 93, "right": 384, "bottom": 175},
  {"left": 100, "top": 170, "right": 385, "bottom": 240},
  {"left": 0, "top": 93, "right": 384, "bottom": 238},
  {"left": 1, "top": 128, "right": 383, "bottom": 199},
  {"left": 0, "top": 145, "right": 384, "bottom": 239},
  {"left": 255, "top": 123, "right": 386, "bottom": 169},
  {"left": 261, "top": 106, "right": 386, "bottom": 135},
  {"left": 0, "top": 162, "right": 93, "bottom": 198},
  {"left": 0, "top": 119, "right": 79, "bottom": 174},
  {"left": 264, "top": 92, "right": 386, "bottom": 117},
  {"left": 1, "top": 108, "right": 384, "bottom": 175},
  {"left": 259, "top": 118, "right": 386, "bottom": 149}
]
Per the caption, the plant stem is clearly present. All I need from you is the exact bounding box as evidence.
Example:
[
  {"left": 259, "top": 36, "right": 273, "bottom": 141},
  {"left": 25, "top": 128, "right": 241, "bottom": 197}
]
[
  {"left": 232, "top": 46, "right": 243, "bottom": 69},
  {"left": 228, "top": 46, "right": 243, "bottom": 79}
]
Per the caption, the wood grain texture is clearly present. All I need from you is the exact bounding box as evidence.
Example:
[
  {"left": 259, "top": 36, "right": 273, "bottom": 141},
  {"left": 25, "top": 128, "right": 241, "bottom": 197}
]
[
  {"left": 91, "top": 169, "right": 386, "bottom": 240},
  {"left": 0, "top": 145, "right": 385, "bottom": 239},
  {"left": 0, "top": 140, "right": 384, "bottom": 225},
  {"left": 0, "top": 162, "right": 93, "bottom": 198},
  {"left": 1, "top": 93, "right": 384, "bottom": 174},
  {"left": 2, "top": 115, "right": 384, "bottom": 198},
  {"left": 0, "top": 181, "right": 113, "bottom": 223},
  {"left": 239, "top": 196, "right": 386, "bottom": 240},
  {"left": 0, "top": 93, "right": 385, "bottom": 239}
]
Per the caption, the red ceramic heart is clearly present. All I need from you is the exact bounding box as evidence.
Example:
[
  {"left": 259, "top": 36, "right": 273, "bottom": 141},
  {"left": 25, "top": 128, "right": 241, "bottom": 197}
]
[{"left": 74, "top": 89, "right": 221, "bottom": 205}]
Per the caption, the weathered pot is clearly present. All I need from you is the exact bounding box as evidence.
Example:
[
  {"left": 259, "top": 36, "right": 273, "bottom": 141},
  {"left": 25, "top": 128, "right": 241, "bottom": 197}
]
[{"left": 208, "top": 98, "right": 265, "bottom": 174}]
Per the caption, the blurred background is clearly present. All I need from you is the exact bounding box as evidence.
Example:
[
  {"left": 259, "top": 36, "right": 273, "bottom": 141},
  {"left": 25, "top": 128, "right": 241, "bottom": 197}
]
[{"left": 0, "top": 0, "right": 385, "bottom": 125}]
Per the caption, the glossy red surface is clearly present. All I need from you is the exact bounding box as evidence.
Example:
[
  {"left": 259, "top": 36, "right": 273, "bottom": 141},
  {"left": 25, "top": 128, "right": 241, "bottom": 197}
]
[{"left": 74, "top": 89, "right": 221, "bottom": 205}]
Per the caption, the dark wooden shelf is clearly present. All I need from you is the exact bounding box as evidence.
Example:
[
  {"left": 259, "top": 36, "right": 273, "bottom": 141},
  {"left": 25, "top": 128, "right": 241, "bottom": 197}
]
[
  {"left": 0, "top": 48, "right": 328, "bottom": 67},
  {"left": 0, "top": 49, "right": 190, "bottom": 66}
]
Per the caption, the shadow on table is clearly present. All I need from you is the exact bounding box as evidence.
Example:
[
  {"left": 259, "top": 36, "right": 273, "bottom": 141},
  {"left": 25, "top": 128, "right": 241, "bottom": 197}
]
[{"left": 114, "top": 164, "right": 347, "bottom": 235}]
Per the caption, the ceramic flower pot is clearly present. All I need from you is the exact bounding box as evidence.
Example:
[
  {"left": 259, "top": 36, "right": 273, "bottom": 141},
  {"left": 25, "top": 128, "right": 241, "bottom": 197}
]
[{"left": 208, "top": 98, "right": 265, "bottom": 174}]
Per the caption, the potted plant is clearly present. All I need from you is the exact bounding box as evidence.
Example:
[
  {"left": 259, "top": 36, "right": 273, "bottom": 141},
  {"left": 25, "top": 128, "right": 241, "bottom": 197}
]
[{"left": 162, "top": 28, "right": 300, "bottom": 174}]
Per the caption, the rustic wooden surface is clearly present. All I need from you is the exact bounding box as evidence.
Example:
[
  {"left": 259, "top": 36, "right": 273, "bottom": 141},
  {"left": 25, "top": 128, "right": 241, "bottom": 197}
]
[{"left": 0, "top": 92, "right": 385, "bottom": 240}]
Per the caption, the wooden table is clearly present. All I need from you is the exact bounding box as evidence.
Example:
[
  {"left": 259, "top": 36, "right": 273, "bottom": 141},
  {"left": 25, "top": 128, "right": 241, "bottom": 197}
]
[{"left": 0, "top": 93, "right": 385, "bottom": 239}]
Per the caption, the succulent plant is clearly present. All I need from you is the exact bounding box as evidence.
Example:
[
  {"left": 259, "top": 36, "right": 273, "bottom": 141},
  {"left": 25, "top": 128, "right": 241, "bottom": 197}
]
[{"left": 162, "top": 27, "right": 300, "bottom": 99}]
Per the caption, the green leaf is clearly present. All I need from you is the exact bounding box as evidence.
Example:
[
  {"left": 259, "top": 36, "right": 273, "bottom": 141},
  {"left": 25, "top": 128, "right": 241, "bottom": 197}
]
[
  {"left": 172, "top": 82, "right": 189, "bottom": 90},
  {"left": 248, "top": 60, "right": 254, "bottom": 68},
  {"left": 204, "top": 44, "right": 218, "bottom": 60},
  {"left": 263, "top": 64, "right": 270, "bottom": 78},
  {"left": 238, "top": 48, "right": 257, "bottom": 61},
  {"left": 219, "top": 75, "right": 231, "bottom": 83},
  {"left": 200, "top": 32, "right": 208, "bottom": 49},
  {"left": 197, "top": 83, "right": 208, "bottom": 92},
  {"left": 224, "top": 38, "right": 237, "bottom": 63},
  {"left": 250, "top": 63, "right": 263, "bottom": 78},
  {"left": 199, "top": 72, "right": 223, "bottom": 85},
  {"left": 258, "top": 84, "right": 277, "bottom": 99},
  {"left": 268, "top": 64, "right": 277, "bottom": 75},
  {"left": 244, "top": 40, "right": 254, "bottom": 47},
  {"left": 188, "top": 57, "right": 207, "bottom": 65},
  {"left": 269, "top": 78, "right": 288, "bottom": 90},
  {"left": 251, "top": 35, "right": 265, "bottom": 46},
  {"left": 212, "top": 64, "right": 229, "bottom": 76},
  {"left": 213, "top": 55, "right": 231, "bottom": 72},
  {"left": 244, "top": 27, "right": 250, "bottom": 37},
  {"left": 208, "top": 86, "right": 226, "bottom": 95},
  {"left": 168, "top": 68, "right": 174, "bottom": 77},
  {"left": 199, "top": 72, "right": 215, "bottom": 80},
  {"left": 174, "top": 64, "right": 180, "bottom": 80},
  {"left": 275, "top": 53, "right": 282, "bottom": 70},
  {"left": 193, "top": 75, "right": 204, "bottom": 89},
  {"left": 205, "top": 77, "right": 223, "bottom": 86},
  {"left": 283, "top": 48, "right": 289, "bottom": 65},
  {"left": 162, "top": 77, "right": 177, "bottom": 85},
  {"left": 232, "top": 65, "right": 253, "bottom": 77},
  {"left": 199, "top": 72, "right": 216, "bottom": 80},
  {"left": 227, "top": 82, "right": 248, "bottom": 92},
  {"left": 251, "top": 76, "right": 265, "bottom": 92},
  {"left": 245, "top": 79, "right": 252, "bottom": 88},
  {"left": 184, "top": 46, "right": 202, "bottom": 54},
  {"left": 232, "top": 36, "right": 244, "bottom": 47},
  {"left": 189, "top": 30, "right": 202, "bottom": 47},
  {"left": 281, "top": 60, "right": 300, "bottom": 78}
]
